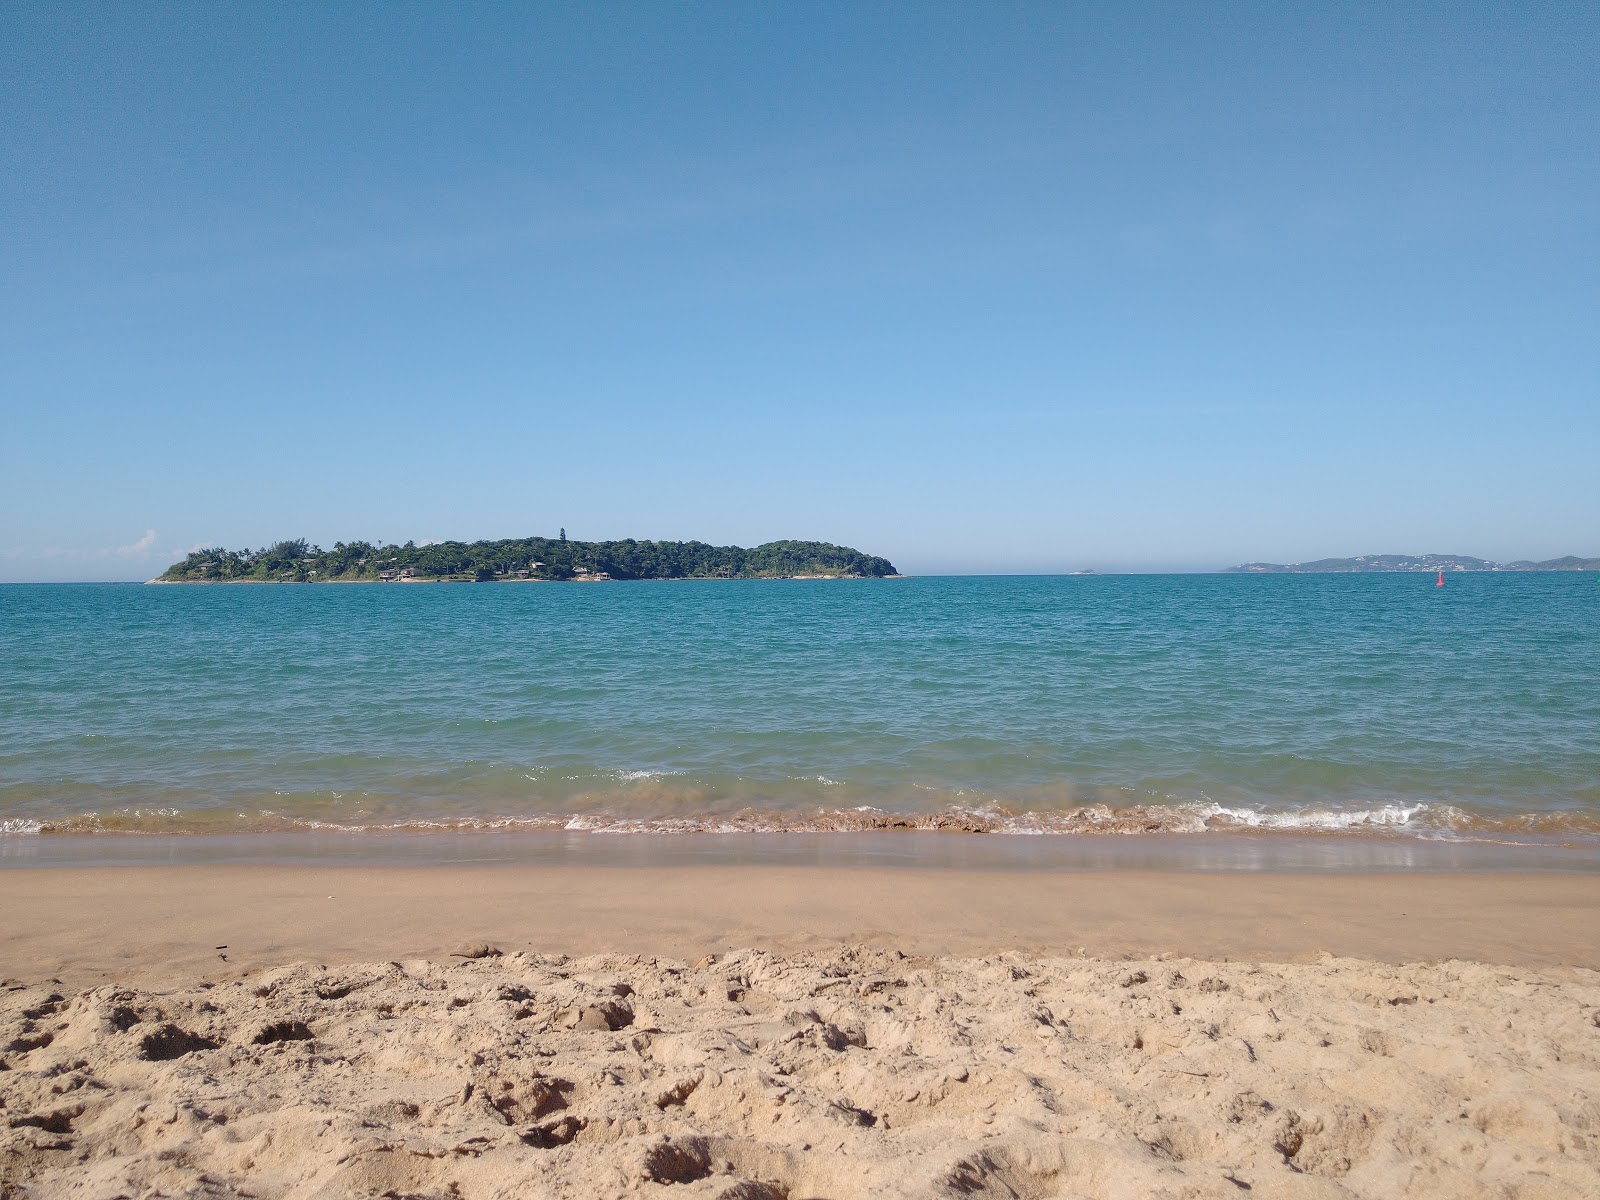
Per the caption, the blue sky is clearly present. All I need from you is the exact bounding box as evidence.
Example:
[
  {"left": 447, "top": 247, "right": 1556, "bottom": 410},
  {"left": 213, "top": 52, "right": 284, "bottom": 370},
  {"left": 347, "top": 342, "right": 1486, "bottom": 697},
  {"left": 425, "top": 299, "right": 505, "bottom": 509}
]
[{"left": 3, "top": 2, "right": 1595, "bottom": 580}]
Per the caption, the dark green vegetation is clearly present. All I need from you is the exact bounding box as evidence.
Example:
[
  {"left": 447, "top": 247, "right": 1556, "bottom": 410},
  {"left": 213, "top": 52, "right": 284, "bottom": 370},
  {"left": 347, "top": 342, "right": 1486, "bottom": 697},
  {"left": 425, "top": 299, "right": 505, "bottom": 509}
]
[
  {"left": 1226, "top": 553, "right": 1600, "bottom": 573},
  {"left": 158, "top": 537, "right": 898, "bottom": 583}
]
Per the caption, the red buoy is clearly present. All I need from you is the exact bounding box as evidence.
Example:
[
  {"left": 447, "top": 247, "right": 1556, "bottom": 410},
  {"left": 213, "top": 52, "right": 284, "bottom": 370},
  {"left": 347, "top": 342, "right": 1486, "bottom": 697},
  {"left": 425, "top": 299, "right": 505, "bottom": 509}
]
[{"left": 1436, "top": 570, "right": 1445, "bottom": 587}]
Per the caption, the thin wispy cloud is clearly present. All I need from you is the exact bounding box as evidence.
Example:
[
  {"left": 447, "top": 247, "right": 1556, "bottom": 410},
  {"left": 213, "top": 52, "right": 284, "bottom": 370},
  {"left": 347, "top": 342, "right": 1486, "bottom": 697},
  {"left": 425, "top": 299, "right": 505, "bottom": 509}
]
[
  {"left": 114, "top": 529, "right": 158, "bottom": 557},
  {"left": 35, "top": 530, "right": 166, "bottom": 561}
]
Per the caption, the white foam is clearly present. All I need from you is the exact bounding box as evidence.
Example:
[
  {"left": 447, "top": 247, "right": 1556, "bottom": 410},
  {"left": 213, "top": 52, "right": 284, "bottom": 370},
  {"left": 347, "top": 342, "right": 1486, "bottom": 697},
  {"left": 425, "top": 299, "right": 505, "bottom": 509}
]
[
  {"left": 1200, "top": 802, "right": 1432, "bottom": 831},
  {"left": 564, "top": 813, "right": 743, "bottom": 834},
  {"left": 3, "top": 797, "right": 1577, "bottom": 845}
]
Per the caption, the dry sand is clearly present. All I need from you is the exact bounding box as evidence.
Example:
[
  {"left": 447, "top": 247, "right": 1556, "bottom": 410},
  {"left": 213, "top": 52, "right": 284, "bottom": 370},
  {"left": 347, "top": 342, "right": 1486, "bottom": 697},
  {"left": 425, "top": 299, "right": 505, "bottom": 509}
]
[{"left": 2, "top": 864, "right": 1598, "bottom": 1198}]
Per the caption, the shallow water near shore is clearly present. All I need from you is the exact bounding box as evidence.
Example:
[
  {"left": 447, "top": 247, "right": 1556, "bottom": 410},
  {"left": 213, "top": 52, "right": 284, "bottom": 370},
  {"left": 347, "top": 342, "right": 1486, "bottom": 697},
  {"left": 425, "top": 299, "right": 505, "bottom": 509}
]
[
  {"left": 2, "top": 574, "right": 1597, "bottom": 853},
  {"left": 4, "top": 831, "right": 1598, "bottom": 872}
]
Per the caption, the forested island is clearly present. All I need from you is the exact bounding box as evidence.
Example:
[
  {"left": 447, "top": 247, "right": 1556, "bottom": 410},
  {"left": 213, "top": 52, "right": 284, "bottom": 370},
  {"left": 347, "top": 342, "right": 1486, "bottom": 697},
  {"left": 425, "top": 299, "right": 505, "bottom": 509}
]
[
  {"left": 155, "top": 535, "right": 898, "bottom": 583},
  {"left": 1226, "top": 554, "right": 1600, "bottom": 573}
]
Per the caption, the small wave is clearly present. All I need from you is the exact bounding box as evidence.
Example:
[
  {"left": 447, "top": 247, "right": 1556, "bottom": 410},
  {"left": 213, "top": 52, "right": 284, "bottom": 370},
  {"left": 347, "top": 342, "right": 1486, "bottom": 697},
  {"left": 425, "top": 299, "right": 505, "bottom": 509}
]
[
  {"left": 3, "top": 801, "right": 1597, "bottom": 845},
  {"left": 564, "top": 813, "right": 746, "bottom": 834},
  {"left": 609, "top": 769, "right": 686, "bottom": 783},
  {"left": 1200, "top": 802, "right": 1435, "bottom": 831},
  {"left": 285, "top": 815, "right": 567, "bottom": 834}
]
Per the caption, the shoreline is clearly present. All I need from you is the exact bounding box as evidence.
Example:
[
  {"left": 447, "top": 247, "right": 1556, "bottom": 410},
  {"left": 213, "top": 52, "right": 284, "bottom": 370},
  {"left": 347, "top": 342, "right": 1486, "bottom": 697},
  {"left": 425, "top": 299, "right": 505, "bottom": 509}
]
[{"left": 4, "top": 829, "right": 1600, "bottom": 872}]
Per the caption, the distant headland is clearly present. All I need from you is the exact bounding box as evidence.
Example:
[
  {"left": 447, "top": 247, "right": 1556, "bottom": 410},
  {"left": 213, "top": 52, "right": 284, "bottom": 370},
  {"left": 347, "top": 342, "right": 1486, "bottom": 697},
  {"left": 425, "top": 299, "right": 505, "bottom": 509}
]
[
  {"left": 154, "top": 536, "right": 899, "bottom": 583},
  {"left": 1225, "top": 553, "right": 1600, "bottom": 574}
]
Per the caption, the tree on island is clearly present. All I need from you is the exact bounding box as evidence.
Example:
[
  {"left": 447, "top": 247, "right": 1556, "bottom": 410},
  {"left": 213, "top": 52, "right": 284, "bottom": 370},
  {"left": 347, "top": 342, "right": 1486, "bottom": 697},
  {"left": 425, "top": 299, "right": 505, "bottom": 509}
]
[{"left": 157, "top": 535, "right": 898, "bottom": 583}]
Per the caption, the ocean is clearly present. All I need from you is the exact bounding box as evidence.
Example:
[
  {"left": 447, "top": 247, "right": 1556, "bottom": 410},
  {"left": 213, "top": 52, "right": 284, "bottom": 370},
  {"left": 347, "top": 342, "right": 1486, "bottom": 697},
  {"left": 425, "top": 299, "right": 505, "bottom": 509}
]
[{"left": 1, "top": 574, "right": 1597, "bottom": 850}]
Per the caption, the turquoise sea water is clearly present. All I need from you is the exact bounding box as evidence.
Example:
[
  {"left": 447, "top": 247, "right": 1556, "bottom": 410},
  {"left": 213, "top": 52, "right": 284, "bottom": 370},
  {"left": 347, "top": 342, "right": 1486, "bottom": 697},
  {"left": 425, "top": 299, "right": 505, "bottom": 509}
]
[{"left": 1, "top": 576, "right": 1597, "bottom": 844}]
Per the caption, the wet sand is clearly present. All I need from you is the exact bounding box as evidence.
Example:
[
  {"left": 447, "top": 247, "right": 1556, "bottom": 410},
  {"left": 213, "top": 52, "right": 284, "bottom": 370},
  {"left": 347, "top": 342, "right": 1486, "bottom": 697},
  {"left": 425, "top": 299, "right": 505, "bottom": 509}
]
[{"left": 1, "top": 861, "right": 1596, "bottom": 987}]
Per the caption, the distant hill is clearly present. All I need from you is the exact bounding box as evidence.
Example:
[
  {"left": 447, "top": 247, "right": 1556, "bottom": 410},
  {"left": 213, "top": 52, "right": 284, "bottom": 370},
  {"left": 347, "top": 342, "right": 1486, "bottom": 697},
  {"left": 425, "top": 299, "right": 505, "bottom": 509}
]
[
  {"left": 1502, "top": 556, "right": 1600, "bottom": 571},
  {"left": 1225, "top": 554, "right": 1600, "bottom": 573},
  {"left": 156, "top": 536, "right": 899, "bottom": 583}
]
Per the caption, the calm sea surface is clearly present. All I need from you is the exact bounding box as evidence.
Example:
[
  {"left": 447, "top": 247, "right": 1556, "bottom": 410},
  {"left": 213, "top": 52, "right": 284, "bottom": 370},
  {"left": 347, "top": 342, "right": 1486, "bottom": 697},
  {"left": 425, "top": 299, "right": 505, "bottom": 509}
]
[{"left": 1, "top": 576, "right": 1597, "bottom": 846}]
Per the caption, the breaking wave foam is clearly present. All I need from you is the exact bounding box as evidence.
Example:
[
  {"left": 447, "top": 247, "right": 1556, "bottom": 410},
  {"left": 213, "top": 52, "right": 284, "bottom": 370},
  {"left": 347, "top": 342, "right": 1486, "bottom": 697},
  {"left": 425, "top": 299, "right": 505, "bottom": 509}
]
[
  {"left": 4, "top": 801, "right": 1597, "bottom": 844},
  {"left": 1197, "top": 803, "right": 1431, "bottom": 830}
]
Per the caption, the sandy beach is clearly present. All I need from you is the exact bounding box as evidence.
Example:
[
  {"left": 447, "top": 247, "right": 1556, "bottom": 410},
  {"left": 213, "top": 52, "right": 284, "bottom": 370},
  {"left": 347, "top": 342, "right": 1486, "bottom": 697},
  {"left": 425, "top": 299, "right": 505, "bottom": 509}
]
[
  {"left": 2, "top": 862, "right": 1598, "bottom": 1198},
  {"left": 9, "top": 0, "right": 1598, "bottom": 1194}
]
